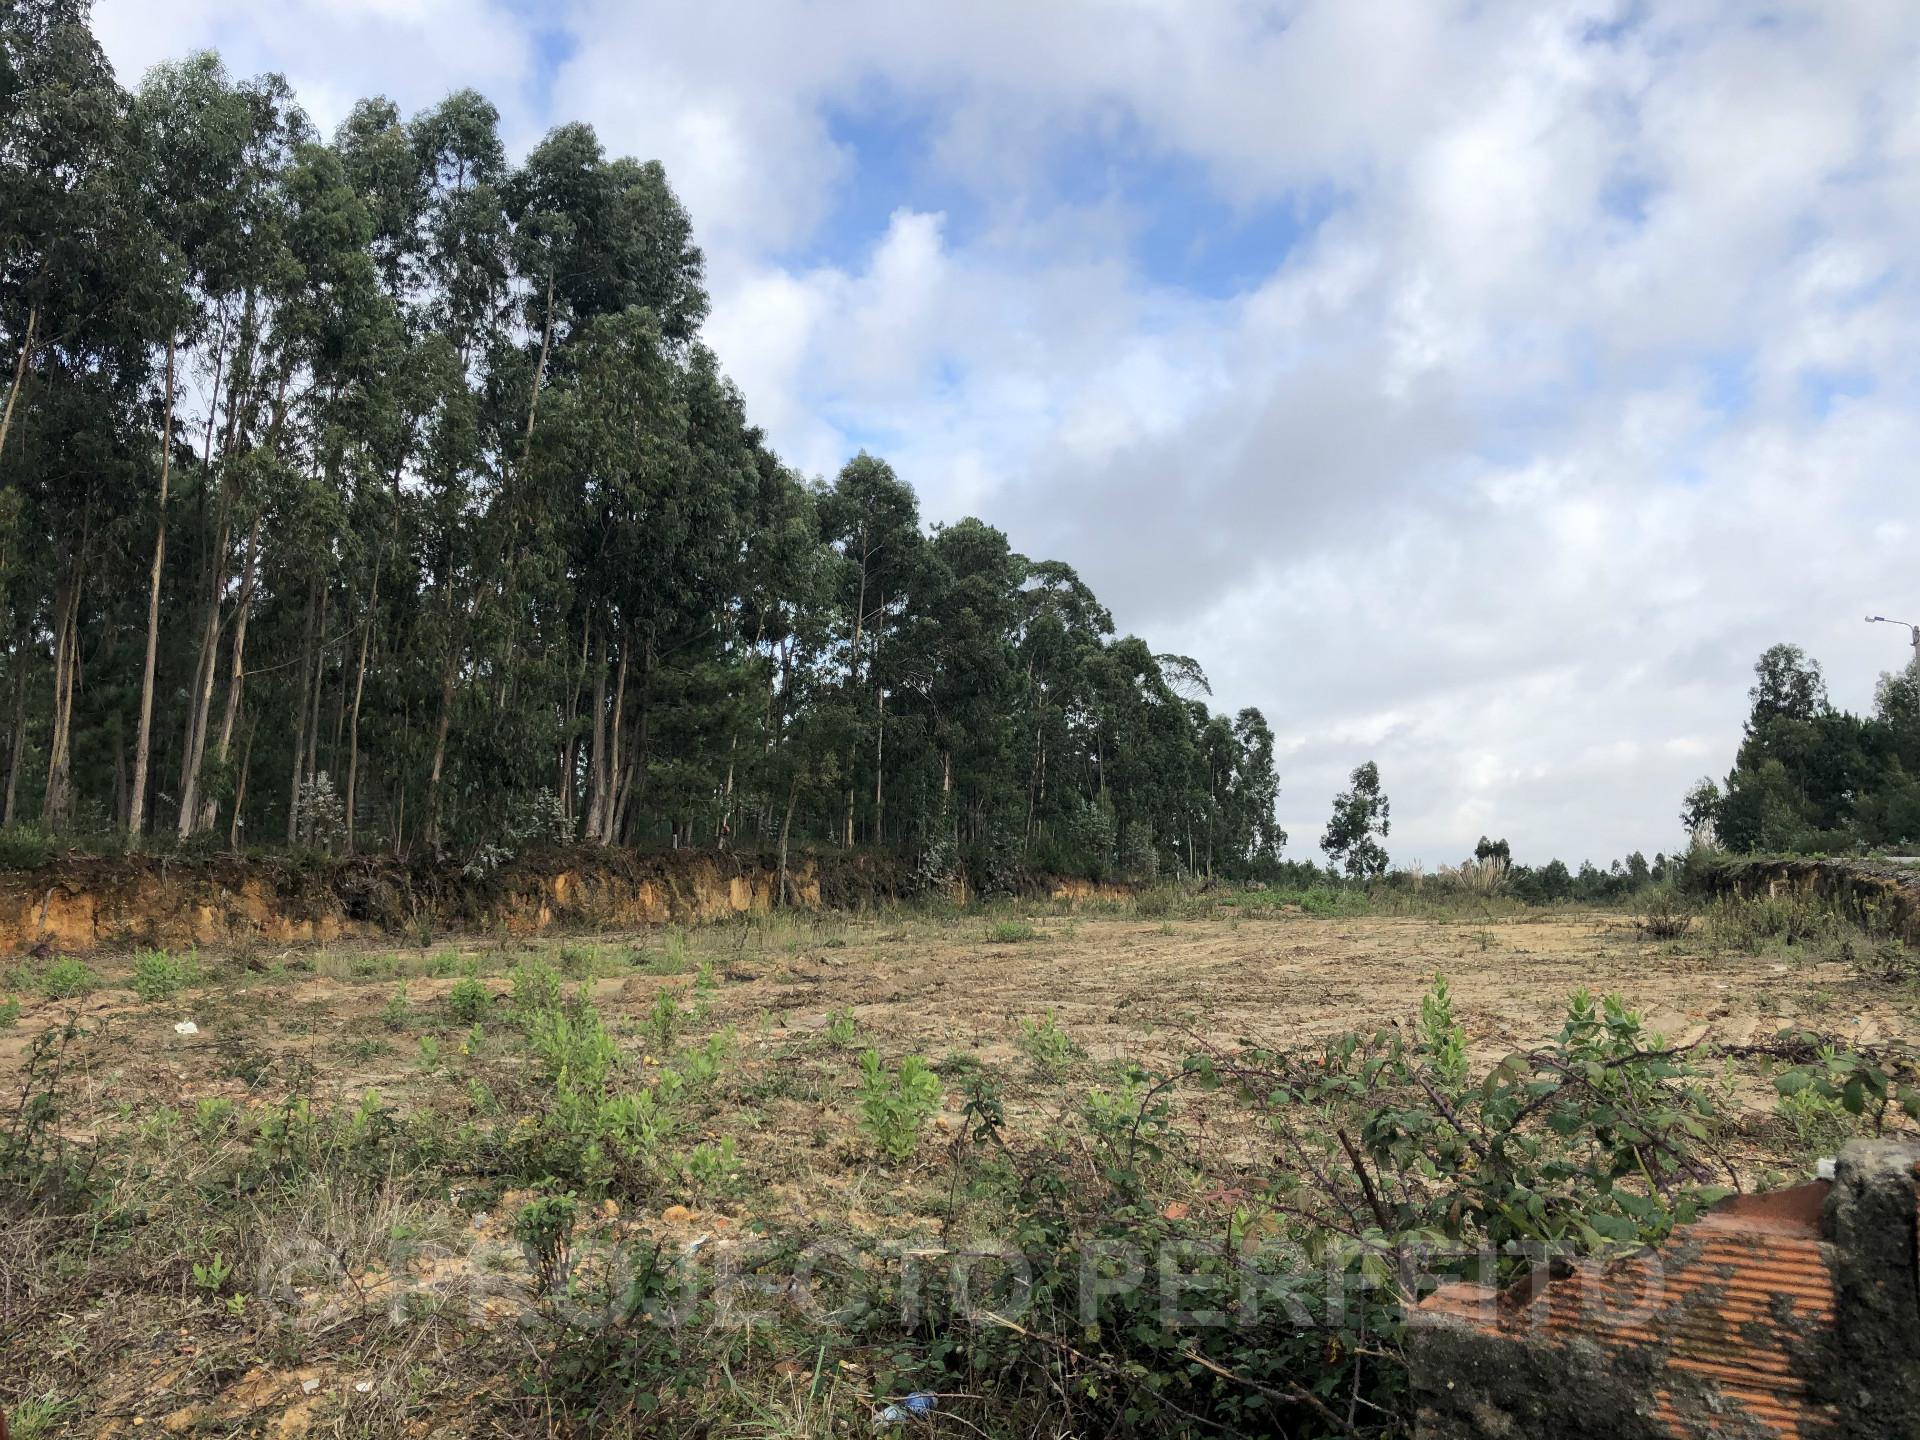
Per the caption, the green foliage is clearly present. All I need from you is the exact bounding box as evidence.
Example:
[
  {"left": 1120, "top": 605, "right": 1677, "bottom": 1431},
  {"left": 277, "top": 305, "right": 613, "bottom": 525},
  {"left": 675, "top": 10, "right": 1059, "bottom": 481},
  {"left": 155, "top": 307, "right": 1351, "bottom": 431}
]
[
  {"left": 680, "top": 1136, "right": 741, "bottom": 1197},
  {"left": 1416, "top": 973, "right": 1469, "bottom": 1093},
  {"left": 0, "top": 826, "right": 57, "bottom": 869},
  {"left": 1771, "top": 1034, "right": 1920, "bottom": 1138},
  {"left": 190, "top": 1251, "right": 233, "bottom": 1293},
  {"left": 821, "top": 1005, "right": 859, "bottom": 1049},
  {"left": 1016, "top": 1009, "right": 1080, "bottom": 1082},
  {"left": 132, "top": 947, "right": 202, "bottom": 1001},
  {"left": 644, "top": 987, "right": 681, "bottom": 1051},
  {"left": 856, "top": 1049, "right": 943, "bottom": 1161},
  {"left": 380, "top": 982, "right": 414, "bottom": 1030},
  {"left": 447, "top": 976, "right": 491, "bottom": 1023},
  {"left": 192, "top": 1096, "right": 234, "bottom": 1144},
  {"left": 0, "top": 995, "right": 19, "bottom": 1027},
  {"left": 514, "top": 1191, "right": 578, "bottom": 1293},
  {"left": 984, "top": 918, "right": 1037, "bottom": 943},
  {"left": 39, "top": 956, "right": 96, "bottom": 999},
  {"left": 510, "top": 961, "right": 565, "bottom": 1018},
  {"left": 1687, "top": 641, "right": 1920, "bottom": 852},
  {"left": 1195, "top": 989, "right": 1734, "bottom": 1267},
  {"left": 1321, "top": 760, "right": 1390, "bottom": 878}
]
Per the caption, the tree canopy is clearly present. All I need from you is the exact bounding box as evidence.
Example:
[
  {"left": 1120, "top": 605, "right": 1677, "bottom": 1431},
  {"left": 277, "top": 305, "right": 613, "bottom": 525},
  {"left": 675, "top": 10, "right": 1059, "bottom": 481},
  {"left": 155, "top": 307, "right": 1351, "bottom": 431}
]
[
  {"left": 1687, "top": 642, "right": 1920, "bottom": 853},
  {"left": 0, "top": 0, "right": 1286, "bottom": 884}
]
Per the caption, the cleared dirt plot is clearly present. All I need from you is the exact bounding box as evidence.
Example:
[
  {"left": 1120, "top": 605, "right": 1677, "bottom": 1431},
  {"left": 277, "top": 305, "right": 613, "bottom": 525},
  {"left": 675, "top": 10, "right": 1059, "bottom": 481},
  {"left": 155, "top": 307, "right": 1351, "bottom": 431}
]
[{"left": 2, "top": 896, "right": 1914, "bottom": 1437}]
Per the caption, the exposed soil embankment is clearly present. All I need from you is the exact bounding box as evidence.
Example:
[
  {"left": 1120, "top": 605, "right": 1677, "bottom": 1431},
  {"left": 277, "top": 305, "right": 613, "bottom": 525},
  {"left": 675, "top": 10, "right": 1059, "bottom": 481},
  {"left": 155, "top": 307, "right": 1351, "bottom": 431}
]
[
  {"left": 1695, "top": 855, "right": 1920, "bottom": 944},
  {"left": 0, "top": 848, "right": 924, "bottom": 953}
]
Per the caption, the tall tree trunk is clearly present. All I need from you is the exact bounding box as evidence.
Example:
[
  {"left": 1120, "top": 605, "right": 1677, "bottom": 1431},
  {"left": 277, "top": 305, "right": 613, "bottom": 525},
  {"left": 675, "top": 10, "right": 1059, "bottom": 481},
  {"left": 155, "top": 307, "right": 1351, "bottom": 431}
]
[
  {"left": 199, "top": 513, "right": 261, "bottom": 834},
  {"left": 424, "top": 641, "right": 459, "bottom": 850},
  {"left": 599, "top": 638, "right": 629, "bottom": 845},
  {"left": 778, "top": 776, "right": 800, "bottom": 907},
  {"left": 129, "top": 335, "right": 175, "bottom": 838},
  {"left": 844, "top": 541, "right": 867, "bottom": 848},
  {"left": 872, "top": 587, "right": 885, "bottom": 846},
  {"left": 228, "top": 713, "right": 255, "bottom": 849},
  {"left": 3, "top": 638, "right": 27, "bottom": 826},
  {"left": 0, "top": 306, "right": 37, "bottom": 469},
  {"left": 41, "top": 568, "right": 80, "bottom": 829},
  {"left": 584, "top": 623, "right": 609, "bottom": 840},
  {"left": 176, "top": 489, "right": 234, "bottom": 837},
  {"left": 285, "top": 578, "right": 319, "bottom": 845},
  {"left": 343, "top": 554, "right": 380, "bottom": 854}
]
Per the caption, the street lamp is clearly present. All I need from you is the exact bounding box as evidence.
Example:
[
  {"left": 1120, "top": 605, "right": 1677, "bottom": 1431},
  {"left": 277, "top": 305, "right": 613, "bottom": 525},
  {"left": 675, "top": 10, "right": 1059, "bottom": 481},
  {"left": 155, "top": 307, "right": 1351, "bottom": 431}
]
[{"left": 1865, "top": 614, "right": 1920, "bottom": 669}]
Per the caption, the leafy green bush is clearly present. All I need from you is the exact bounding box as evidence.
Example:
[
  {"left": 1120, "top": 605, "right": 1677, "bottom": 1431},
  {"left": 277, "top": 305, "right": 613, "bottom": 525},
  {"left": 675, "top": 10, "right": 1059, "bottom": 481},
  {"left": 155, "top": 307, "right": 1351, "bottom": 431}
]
[
  {"left": 644, "top": 987, "right": 681, "bottom": 1051},
  {"left": 380, "top": 982, "right": 414, "bottom": 1030},
  {"left": 984, "top": 918, "right": 1038, "bottom": 943},
  {"left": 857, "top": 1049, "right": 943, "bottom": 1161},
  {"left": 1016, "top": 1010, "right": 1079, "bottom": 1082},
  {"left": 0, "top": 825, "right": 57, "bottom": 870},
  {"left": 514, "top": 1190, "right": 578, "bottom": 1293},
  {"left": 821, "top": 1005, "right": 859, "bottom": 1049},
  {"left": 681, "top": 1136, "right": 741, "bottom": 1197},
  {"left": 446, "top": 976, "right": 491, "bottom": 1023},
  {"left": 132, "top": 948, "right": 201, "bottom": 1001},
  {"left": 40, "top": 957, "right": 96, "bottom": 1000},
  {"left": 0, "top": 996, "right": 18, "bottom": 1027},
  {"left": 509, "top": 961, "right": 565, "bottom": 1019}
]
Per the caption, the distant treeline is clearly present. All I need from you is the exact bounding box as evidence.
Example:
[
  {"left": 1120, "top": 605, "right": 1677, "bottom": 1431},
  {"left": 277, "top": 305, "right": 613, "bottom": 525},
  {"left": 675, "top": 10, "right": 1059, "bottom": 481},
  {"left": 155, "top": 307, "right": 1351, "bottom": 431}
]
[
  {"left": 1685, "top": 643, "right": 1920, "bottom": 854},
  {"left": 0, "top": 1, "right": 1286, "bottom": 884}
]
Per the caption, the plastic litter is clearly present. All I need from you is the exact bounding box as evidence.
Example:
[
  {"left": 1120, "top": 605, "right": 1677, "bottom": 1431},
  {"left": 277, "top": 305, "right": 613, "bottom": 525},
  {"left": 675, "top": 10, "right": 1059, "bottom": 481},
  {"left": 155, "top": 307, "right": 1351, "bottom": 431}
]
[
  {"left": 873, "top": 1393, "right": 938, "bottom": 1426},
  {"left": 172, "top": 1021, "right": 198, "bottom": 1036}
]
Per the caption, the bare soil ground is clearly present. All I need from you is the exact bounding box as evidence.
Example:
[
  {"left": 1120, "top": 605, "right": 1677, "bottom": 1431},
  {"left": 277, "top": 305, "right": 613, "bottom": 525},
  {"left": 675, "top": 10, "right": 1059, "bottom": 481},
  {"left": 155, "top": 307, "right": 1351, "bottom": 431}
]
[{"left": 1, "top": 902, "right": 1912, "bottom": 1436}]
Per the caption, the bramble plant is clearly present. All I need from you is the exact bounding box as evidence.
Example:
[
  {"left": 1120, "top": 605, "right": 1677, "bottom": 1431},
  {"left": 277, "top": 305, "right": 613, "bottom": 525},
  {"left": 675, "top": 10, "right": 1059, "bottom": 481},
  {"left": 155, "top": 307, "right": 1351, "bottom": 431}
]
[{"left": 857, "top": 1049, "right": 943, "bottom": 1161}]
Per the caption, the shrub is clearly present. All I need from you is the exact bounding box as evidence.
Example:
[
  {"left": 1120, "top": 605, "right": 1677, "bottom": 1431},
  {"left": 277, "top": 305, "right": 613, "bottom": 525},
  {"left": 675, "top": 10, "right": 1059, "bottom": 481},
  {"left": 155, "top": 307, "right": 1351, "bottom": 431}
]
[
  {"left": 40, "top": 957, "right": 96, "bottom": 1000},
  {"left": 1635, "top": 887, "right": 1694, "bottom": 940},
  {"left": 132, "top": 948, "right": 201, "bottom": 1001},
  {"left": 644, "top": 987, "right": 681, "bottom": 1051},
  {"left": 822, "top": 1005, "right": 859, "bottom": 1049},
  {"left": 380, "top": 983, "right": 414, "bottom": 1030},
  {"left": 857, "top": 1049, "right": 943, "bottom": 1161},
  {"left": 514, "top": 1191, "right": 579, "bottom": 1294},
  {"left": 681, "top": 1136, "right": 741, "bottom": 1198},
  {"left": 0, "top": 825, "right": 56, "bottom": 870},
  {"left": 447, "top": 977, "right": 491, "bottom": 1023},
  {"left": 985, "top": 918, "right": 1037, "bottom": 943},
  {"left": 192, "top": 1096, "right": 234, "bottom": 1143},
  {"left": 1016, "top": 1010, "right": 1079, "bottom": 1082},
  {"left": 0, "top": 996, "right": 18, "bottom": 1027},
  {"left": 509, "top": 961, "right": 565, "bottom": 1018}
]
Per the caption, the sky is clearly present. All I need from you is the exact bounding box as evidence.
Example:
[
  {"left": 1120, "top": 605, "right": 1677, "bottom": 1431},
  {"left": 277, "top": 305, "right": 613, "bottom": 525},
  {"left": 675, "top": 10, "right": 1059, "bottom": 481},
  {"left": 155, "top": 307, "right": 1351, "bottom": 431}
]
[{"left": 93, "top": 0, "right": 1920, "bottom": 868}]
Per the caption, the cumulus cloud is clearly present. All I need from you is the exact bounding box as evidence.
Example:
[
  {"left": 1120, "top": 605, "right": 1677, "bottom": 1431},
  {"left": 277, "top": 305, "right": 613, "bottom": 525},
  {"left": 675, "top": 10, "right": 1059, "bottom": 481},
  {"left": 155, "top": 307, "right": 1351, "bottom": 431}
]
[{"left": 92, "top": 0, "right": 1920, "bottom": 865}]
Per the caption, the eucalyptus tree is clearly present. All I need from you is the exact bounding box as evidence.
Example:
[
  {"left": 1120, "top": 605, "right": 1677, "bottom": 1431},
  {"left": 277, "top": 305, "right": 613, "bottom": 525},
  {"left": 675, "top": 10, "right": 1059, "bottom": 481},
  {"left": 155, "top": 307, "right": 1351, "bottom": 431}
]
[
  {"left": 0, "top": 3, "right": 1293, "bottom": 882},
  {"left": 1322, "top": 760, "right": 1390, "bottom": 879}
]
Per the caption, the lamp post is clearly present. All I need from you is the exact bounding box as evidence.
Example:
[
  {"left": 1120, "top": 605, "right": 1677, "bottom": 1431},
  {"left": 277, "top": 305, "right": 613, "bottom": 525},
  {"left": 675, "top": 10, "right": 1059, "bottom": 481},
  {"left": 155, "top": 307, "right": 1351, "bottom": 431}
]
[{"left": 1865, "top": 615, "right": 1920, "bottom": 672}]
